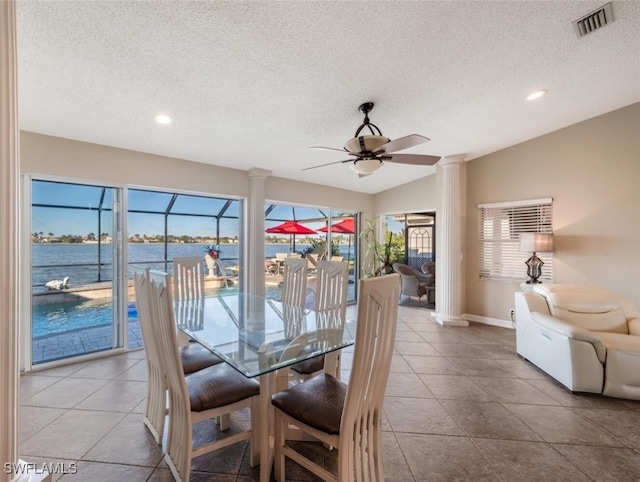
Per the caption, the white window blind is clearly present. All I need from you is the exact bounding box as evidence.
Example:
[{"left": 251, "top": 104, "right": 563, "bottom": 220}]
[{"left": 478, "top": 198, "right": 553, "bottom": 282}]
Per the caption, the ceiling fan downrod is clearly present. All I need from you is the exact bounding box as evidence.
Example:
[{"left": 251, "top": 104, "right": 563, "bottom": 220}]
[{"left": 354, "top": 102, "right": 383, "bottom": 137}]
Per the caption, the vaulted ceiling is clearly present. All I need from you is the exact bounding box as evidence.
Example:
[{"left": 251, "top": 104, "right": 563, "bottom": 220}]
[{"left": 16, "top": 1, "right": 640, "bottom": 194}]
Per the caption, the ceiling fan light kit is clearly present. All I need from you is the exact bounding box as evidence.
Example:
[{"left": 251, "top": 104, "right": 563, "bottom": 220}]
[
  {"left": 349, "top": 158, "right": 384, "bottom": 176},
  {"left": 305, "top": 102, "right": 440, "bottom": 176}
]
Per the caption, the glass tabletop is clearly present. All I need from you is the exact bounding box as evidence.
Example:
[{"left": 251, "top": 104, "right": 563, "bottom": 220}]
[{"left": 174, "top": 292, "right": 356, "bottom": 378}]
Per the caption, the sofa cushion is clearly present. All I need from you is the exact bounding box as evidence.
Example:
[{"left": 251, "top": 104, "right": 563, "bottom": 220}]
[{"left": 545, "top": 292, "right": 628, "bottom": 334}]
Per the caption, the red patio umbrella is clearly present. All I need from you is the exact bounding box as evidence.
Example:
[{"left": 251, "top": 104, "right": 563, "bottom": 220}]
[
  {"left": 317, "top": 217, "right": 355, "bottom": 235},
  {"left": 266, "top": 220, "right": 317, "bottom": 252},
  {"left": 317, "top": 218, "right": 355, "bottom": 262}
]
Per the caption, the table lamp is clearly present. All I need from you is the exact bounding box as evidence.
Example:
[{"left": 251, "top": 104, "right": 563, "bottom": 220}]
[{"left": 519, "top": 233, "right": 554, "bottom": 284}]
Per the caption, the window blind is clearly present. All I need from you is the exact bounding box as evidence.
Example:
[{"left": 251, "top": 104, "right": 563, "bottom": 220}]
[{"left": 478, "top": 198, "right": 553, "bottom": 282}]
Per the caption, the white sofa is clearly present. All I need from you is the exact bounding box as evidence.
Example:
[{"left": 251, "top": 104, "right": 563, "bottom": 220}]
[{"left": 514, "top": 284, "right": 640, "bottom": 400}]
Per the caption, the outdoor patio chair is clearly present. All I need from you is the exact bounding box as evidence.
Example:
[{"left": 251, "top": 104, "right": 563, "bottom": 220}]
[
  {"left": 147, "top": 269, "right": 260, "bottom": 482},
  {"left": 392, "top": 262, "right": 430, "bottom": 303},
  {"left": 271, "top": 274, "right": 400, "bottom": 482}
]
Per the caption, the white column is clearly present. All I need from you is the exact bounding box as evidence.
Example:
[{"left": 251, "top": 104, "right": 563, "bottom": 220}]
[
  {"left": 1, "top": 1, "right": 20, "bottom": 479},
  {"left": 1, "top": 5, "right": 50, "bottom": 479},
  {"left": 435, "top": 155, "right": 468, "bottom": 326},
  {"left": 247, "top": 168, "right": 271, "bottom": 296}
]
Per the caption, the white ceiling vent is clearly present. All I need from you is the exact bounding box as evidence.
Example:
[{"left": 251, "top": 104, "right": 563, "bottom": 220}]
[{"left": 572, "top": 2, "right": 614, "bottom": 38}]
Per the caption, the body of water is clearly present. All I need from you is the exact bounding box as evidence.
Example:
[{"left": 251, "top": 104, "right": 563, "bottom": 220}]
[{"left": 32, "top": 243, "right": 355, "bottom": 287}]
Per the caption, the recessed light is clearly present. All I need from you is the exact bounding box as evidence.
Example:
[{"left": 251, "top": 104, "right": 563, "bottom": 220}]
[
  {"left": 153, "top": 113, "right": 173, "bottom": 125},
  {"left": 526, "top": 90, "right": 547, "bottom": 101}
]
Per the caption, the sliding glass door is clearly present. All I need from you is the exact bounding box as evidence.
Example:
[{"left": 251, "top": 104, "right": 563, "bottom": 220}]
[{"left": 30, "top": 179, "right": 125, "bottom": 366}]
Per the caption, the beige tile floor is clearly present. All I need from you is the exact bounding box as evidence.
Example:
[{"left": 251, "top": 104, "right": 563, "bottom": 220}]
[{"left": 19, "top": 304, "right": 640, "bottom": 481}]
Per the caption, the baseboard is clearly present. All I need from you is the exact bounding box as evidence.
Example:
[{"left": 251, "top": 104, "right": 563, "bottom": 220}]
[{"left": 464, "top": 313, "right": 514, "bottom": 330}]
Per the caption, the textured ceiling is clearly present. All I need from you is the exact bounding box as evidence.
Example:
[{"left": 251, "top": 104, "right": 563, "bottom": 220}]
[{"left": 16, "top": 1, "right": 640, "bottom": 194}]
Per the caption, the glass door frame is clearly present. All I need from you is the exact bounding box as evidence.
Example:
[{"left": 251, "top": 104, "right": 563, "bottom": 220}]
[{"left": 21, "top": 174, "right": 128, "bottom": 372}]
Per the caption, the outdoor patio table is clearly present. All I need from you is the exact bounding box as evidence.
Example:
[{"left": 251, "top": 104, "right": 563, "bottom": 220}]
[{"left": 174, "top": 292, "right": 356, "bottom": 482}]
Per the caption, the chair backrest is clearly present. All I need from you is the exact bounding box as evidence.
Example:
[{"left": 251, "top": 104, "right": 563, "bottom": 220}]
[
  {"left": 314, "top": 260, "right": 348, "bottom": 323},
  {"left": 281, "top": 257, "right": 308, "bottom": 309},
  {"left": 340, "top": 274, "right": 399, "bottom": 477},
  {"left": 275, "top": 252, "right": 288, "bottom": 261},
  {"left": 421, "top": 262, "right": 436, "bottom": 285},
  {"left": 132, "top": 266, "right": 161, "bottom": 368},
  {"left": 147, "top": 269, "right": 193, "bottom": 474},
  {"left": 173, "top": 257, "right": 205, "bottom": 301}
]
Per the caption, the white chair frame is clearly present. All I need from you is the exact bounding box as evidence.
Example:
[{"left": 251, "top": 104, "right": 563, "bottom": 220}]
[
  {"left": 172, "top": 256, "right": 205, "bottom": 302},
  {"left": 281, "top": 257, "right": 308, "bottom": 309},
  {"left": 273, "top": 274, "right": 400, "bottom": 482},
  {"left": 290, "top": 260, "right": 348, "bottom": 383},
  {"left": 147, "top": 269, "right": 260, "bottom": 482},
  {"left": 132, "top": 265, "right": 166, "bottom": 445}
]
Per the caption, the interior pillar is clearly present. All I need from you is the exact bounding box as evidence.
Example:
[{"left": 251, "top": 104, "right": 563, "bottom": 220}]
[
  {"left": 1, "top": 3, "right": 49, "bottom": 480},
  {"left": 435, "top": 155, "right": 468, "bottom": 326},
  {"left": 247, "top": 168, "right": 271, "bottom": 296},
  {"left": 0, "top": 1, "right": 20, "bottom": 478}
]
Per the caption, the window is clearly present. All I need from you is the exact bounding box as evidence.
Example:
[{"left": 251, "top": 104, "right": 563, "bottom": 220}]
[{"left": 478, "top": 198, "right": 553, "bottom": 282}]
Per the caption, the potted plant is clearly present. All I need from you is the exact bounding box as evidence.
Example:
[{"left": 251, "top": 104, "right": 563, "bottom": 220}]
[
  {"left": 360, "top": 218, "right": 396, "bottom": 278},
  {"left": 204, "top": 244, "right": 220, "bottom": 277}
]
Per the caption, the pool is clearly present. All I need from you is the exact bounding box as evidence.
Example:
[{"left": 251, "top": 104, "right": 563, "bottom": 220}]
[{"left": 31, "top": 299, "right": 134, "bottom": 339}]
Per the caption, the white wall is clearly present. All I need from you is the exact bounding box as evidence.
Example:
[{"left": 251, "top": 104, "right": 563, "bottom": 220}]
[
  {"left": 375, "top": 103, "right": 640, "bottom": 322},
  {"left": 465, "top": 103, "right": 640, "bottom": 320},
  {"left": 373, "top": 173, "right": 437, "bottom": 215},
  {"left": 20, "top": 131, "right": 373, "bottom": 214}
]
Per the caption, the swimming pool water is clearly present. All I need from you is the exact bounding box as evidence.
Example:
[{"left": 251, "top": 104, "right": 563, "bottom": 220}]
[
  {"left": 31, "top": 286, "right": 288, "bottom": 339},
  {"left": 31, "top": 299, "right": 137, "bottom": 339}
]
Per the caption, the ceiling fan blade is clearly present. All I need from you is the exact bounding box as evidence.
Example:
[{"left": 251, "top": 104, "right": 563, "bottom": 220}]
[
  {"left": 384, "top": 153, "right": 441, "bottom": 166},
  {"left": 375, "top": 134, "right": 430, "bottom": 154},
  {"left": 302, "top": 159, "right": 353, "bottom": 171},
  {"left": 309, "top": 146, "right": 349, "bottom": 153}
]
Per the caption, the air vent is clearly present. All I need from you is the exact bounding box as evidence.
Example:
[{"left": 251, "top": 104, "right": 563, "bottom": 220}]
[{"left": 572, "top": 2, "right": 614, "bottom": 38}]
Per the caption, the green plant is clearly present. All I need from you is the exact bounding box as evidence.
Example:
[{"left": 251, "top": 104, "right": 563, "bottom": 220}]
[{"left": 360, "top": 218, "right": 398, "bottom": 277}]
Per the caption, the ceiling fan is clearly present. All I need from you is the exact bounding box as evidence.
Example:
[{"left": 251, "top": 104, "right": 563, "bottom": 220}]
[{"left": 304, "top": 102, "right": 440, "bottom": 177}]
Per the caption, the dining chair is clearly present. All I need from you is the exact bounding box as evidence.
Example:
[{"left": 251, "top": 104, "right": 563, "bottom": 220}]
[
  {"left": 172, "top": 257, "right": 205, "bottom": 301},
  {"left": 132, "top": 266, "right": 166, "bottom": 445},
  {"left": 147, "top": 269, "right": 261, "bottom": 482},
  {"left": 271, "top": 274, "right": 400, "bottom": 482},
  {"left": 280, "top": 257, "right": 309, "bottom": 345},
  {"left": 281, "top": 257, "right": 308, "bottom": 310},
  {"left": 290, "top": 260, "right": 348, "bottom": 381},
  {"left": 132, "top": 266, "right": 223, "bottom": 446}
]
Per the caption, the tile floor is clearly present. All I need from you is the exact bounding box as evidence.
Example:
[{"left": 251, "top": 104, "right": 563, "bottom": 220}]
[{"left": 19, "top": 304, "right": 640, "bottom": 481}]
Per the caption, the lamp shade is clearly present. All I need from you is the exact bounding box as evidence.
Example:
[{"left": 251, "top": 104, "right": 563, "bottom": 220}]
[
  {"left": 519, "top": 233, "right": 554, "bottom": 253},
  {"left": 349, "top": 159, "right": 383, "bottom": 175}
]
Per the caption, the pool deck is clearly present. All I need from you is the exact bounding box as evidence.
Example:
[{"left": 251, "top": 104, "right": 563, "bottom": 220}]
[{"left": 32, "top": 319, "right": 143, "bottom": 365}]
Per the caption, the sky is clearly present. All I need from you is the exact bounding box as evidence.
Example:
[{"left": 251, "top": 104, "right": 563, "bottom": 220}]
[{"left": 31, "top": 180, "right": 374, "bottom": 239}]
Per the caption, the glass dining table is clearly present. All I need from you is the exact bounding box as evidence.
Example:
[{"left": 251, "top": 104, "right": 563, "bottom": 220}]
[{"left": 173, "top": 292, "right": 356, "bottom": 481}]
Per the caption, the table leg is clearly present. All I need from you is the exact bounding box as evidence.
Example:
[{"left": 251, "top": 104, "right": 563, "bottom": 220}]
[{"left": 259, "top": 372, "right": 274, "bottom": 482}]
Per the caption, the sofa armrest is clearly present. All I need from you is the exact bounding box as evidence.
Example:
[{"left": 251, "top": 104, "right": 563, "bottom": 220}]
[
  {"left": 628, "top": 318, "right": 640, "bottom": 336},
  {"left": 531, "top": 311, "right": 607, "bottom": 363}
]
